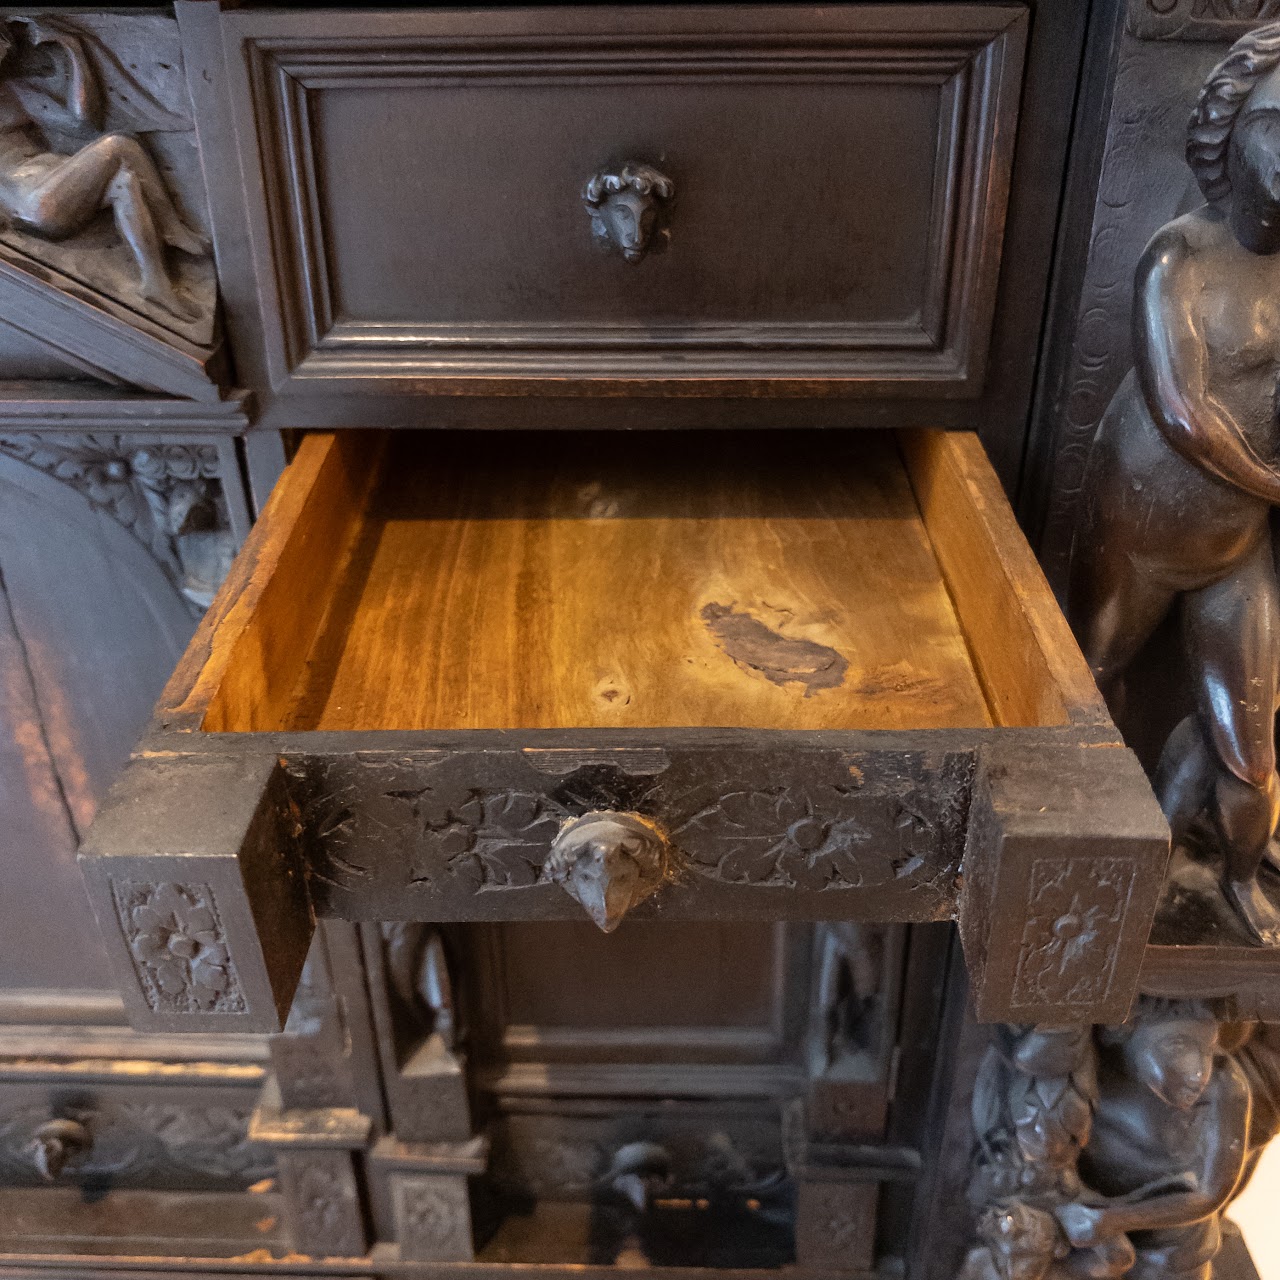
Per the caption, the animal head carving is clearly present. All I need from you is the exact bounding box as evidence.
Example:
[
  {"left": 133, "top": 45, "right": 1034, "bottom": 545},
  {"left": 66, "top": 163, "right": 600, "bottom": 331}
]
[
  {"left": 583, "top": 163, "right": 674, "bottom": 263},
  {"left": 543, "top": 810, "right": 673, "bottom": 931}
]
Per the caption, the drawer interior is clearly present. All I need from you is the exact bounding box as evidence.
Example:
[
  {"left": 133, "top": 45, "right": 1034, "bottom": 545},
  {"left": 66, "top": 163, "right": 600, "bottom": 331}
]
[{"left": 180, "top": 428, "right": 1103, "bottom": 736}]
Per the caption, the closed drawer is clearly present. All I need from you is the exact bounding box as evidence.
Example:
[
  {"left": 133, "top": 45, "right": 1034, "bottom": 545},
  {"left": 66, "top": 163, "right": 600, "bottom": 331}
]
[
  {"left": 80, "top": 428, "right": 1167, "bottom": 1033},
  {"left": 184, "top": 5, "right": 1027, "bottom": 420}
]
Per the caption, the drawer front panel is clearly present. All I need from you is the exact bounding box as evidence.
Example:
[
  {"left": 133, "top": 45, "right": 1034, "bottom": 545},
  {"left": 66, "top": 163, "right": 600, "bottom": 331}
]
[
  {"left": 214, "top": 5, "right": 1026, "bottom": 393},
  {"left": 292, "top": 745, "right": 975, "bottom": 924}
]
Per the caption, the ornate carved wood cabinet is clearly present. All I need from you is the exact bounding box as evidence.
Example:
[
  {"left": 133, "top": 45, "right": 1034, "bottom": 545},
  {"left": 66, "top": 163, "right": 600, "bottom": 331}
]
[{"left": 1, "top": 3, "right": 1277, "bottom": 1280}]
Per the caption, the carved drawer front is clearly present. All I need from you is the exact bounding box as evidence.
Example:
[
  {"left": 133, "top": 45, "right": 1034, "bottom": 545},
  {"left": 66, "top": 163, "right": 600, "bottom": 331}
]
[
  {"left": 181, "top": 4, "right": 1026, "bottom": 422},
  {"left": 80, "top": 428, "right": 1167, "bottom": 1033}
]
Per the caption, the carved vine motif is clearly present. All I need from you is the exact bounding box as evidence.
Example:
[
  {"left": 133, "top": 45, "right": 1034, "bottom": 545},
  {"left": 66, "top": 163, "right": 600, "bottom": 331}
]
[
  {"left": 1009, "top": 858, "right": 1136, "bottom": 1013},
  {"left": 301, "top": 753, "right": 968, "bottom": 919},
  {"left": 113, "top": 880, "right": 246, "bottom": 1015},
  {"left": 963, "top": 1005, "right": 1280, "bottom": 1280},
  {"left": 672, "top": 786, "right": 937, "bottom": 891},
  {"left": 488, "top": 1127, "right": 786, "bottom": 1201},
  {"left": 0, "top": 434, "right": 233, "bottom": 610},
  {"left": 405, "top": 788, "right": 566, "bottom": 890},
  {"left": 0, "top": 1100, "right": 272, "bottom": 1188}
]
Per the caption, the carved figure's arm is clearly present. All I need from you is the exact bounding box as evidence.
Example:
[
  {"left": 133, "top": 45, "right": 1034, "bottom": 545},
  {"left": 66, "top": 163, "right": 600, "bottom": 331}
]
[{"left": 1135, "top": 228, "right": 1280, "bottom": 504}]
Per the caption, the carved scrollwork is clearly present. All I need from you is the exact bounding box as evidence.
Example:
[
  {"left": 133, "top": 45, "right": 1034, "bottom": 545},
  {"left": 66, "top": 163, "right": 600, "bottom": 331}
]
[
  {"left": 583, "top": 162, "right": 674, "bottom": 262},
  {"left": 0, "top": 434, "right": 234, "bottom": 610},
  {"left": 112, "top": 880, "right": 247, "bottom": 1015},
  {"left": 1009, "top": 858, "right": 1137, "bottom": 1014},
  {"left": 1128, "top": 0, "right": 1280, "bottom": 40}
]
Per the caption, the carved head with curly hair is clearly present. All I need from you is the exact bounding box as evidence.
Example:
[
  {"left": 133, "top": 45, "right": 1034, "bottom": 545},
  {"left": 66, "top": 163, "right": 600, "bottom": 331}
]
[{"left": 1189, "top": 22, "right": 1280, "bottom": 251}]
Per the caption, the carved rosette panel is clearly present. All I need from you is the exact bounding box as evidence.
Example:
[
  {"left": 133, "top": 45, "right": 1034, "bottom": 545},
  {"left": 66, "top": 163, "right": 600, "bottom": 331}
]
[
  {"left": 0, "top": 434, "right": 233, "bottom": 610},
  {"left": 112, "top": 880, "right": 247, "bottom": 1015},
  {"left": 1009, "top": 857, "right": 1137, "bottom": 1013},
  {"left": 394, "top": 1173, "right": 473, "bottom": 1262},
  {"left": 280, "top": 1150, "right": 366, "bottom": 1258},
  {"left": 295, "top": 749, "right": 973, "bottom": 920},
  {"left": 0, "top": 1100, "right": 272, "bottom": 1189}
]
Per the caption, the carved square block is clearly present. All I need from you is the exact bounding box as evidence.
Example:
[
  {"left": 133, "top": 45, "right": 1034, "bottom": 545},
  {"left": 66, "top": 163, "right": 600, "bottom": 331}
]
[
  {"left": 959, "top": 744, "right": 1168, "bottom": 1025},
  {"left": 795, "top": 1178, "right": 879, "bottom": 1272},
  {"left": 392, "top": 1172, "right": 475, "bottom": 1262},
  {"left": 80, "top": 755, "right": 312, "bottom": 1033}
]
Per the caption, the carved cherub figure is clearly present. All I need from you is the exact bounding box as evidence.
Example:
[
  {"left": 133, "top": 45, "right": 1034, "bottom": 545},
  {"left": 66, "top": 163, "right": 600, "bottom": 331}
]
[
  {"left": 1056, "top": 999, "right": 1252, "bottom": 1280},
  {"left": 1068, "top": 24, "right": 1280, "bottom": 943},
  {"left": 0, "top": 16, "right": 206, "bottom": 319}
]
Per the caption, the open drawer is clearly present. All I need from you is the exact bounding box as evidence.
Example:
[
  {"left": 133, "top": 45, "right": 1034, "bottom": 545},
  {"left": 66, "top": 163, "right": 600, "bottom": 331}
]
[{"left": 80, "top": 429, "right": 1167, "bottom": 1032}]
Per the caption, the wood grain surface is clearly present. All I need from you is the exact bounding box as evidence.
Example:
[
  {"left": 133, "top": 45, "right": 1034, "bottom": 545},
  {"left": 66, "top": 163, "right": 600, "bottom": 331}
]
[{"left": 213, "top": 431, "right": 994, "bottom": 733}]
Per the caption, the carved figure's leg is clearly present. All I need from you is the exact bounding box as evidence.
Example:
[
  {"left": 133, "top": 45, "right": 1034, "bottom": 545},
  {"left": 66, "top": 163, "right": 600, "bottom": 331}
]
[
  {"left": 1067, "top": 516, "right": 1178, "bottom": 702},
  {"left": 1154, "top": 716, "right": 1214, "bottom": 848},
  {"left": 1184, "top": 537, "right": 1280, "bottom": 944},
  {"left": 7, "top": 135, "right": 205, "bottom": 318},
  {"left": 1126, "top": 1216, "right": 1221, "bottom": 1280}
]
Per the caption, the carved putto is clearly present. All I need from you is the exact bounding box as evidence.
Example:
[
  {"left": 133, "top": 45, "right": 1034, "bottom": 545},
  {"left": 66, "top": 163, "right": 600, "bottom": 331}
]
[
  {"left": 1070, "top": 23, "right": 1280, "bottom": 944},
  {"left": 583, "top": 163, "right": 674, "bottom": 263},
  {"left": 542, "top": 810, "right": 676, "bottom": 932},
  {"left": 964, "top": 1000, "right": 1280, "bottom": 1280},
  {"left": 0, "top": 15, "right": 211, "bottom": 328}
]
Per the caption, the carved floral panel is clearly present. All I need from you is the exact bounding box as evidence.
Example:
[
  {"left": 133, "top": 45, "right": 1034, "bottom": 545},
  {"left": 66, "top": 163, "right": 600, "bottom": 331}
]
[{"left": 112, "top": 880, "right": 247, "bottom": 1015}]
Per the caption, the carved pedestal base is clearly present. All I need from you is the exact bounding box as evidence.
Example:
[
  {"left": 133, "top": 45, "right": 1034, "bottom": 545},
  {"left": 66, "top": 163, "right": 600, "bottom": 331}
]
[
  {"left": 249, "top": 1078, "right": 372, "bottom": 1258},
  {"left": 795, "top": 1176, "right": 879, "bottom": 1273},
  {"left": 371, "top": 1134, "right": 489, "bottom": 1262}
]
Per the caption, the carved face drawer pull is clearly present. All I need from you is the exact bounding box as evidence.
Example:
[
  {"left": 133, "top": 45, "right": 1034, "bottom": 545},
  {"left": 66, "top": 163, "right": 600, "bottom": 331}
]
[
  {"left": 545, "top": 811, "right": 677, "bottom": 932},
  {"left": 582, "top": 163, "right": 674, "bottom": 263}
]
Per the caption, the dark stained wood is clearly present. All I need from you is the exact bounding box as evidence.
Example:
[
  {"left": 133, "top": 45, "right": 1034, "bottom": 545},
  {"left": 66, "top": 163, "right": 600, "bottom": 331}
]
[{"left": 192, "top": 5, "right": 1025, "bottom": 403}]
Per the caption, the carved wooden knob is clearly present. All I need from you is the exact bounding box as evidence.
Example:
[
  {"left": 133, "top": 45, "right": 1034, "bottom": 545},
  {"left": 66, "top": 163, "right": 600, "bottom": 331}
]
[
  {"left": 29, "top": 1117, "right": 91, "bottom": 1181},
  {"left": 582, "top": 163, "right": 674, "bottom": 263},
  {"left": 544, "top": 811, "right": 675, "bottom": 932}
]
